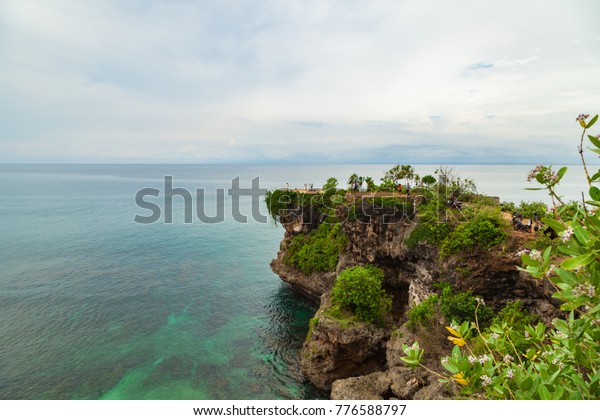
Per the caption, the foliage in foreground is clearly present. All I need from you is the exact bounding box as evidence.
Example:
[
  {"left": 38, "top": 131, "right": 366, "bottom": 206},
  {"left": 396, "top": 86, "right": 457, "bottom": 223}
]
[
  {"left": 407, "top": 284, "right": 494, "bottom": 330},
  {"left": 402, "top": 113, "right": 600, "bottom": 399},
  {"left": 331, "top": 265, "right": 392, "bottom": 326}
]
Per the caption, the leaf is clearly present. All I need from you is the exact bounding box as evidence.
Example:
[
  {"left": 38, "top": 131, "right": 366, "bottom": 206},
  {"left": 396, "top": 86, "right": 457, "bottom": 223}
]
[
  {"left": 588, "top": 134, "right": 600, "bottom": 149},
  {"left": 573, "top": 224, "right": 590, "bottom": 244},
  {"left": 542, "top": 218, "right": 565, "bottom": 232},
  {"left": 520, "top": 377, "right": 533, "bottom": 391},
  {"left": 557, "top": 166, "right": 567, "bottom": 182},
  {"left": 592, "top": 170, "right": 600, "bottom": 182},
  {"left": 556, "top": 268, "right": 579, "bottom": 286},
  {"left": 490, "top": 325, "right": 504, "bottom": 334},
  {"left": 538, "top": 384, "right": 551, "bottom": 399},
  {"left": 561, "top": 253, "right": 596, "bottom": 270},
  {"left": 400, "top": 356, "right": 419, "bottom": 366},
  {"left": 586, "top": 114, "right": 599, "bottom": 129},
  {"left": 590, "top": 186, "right": 600, "bottom": 201},
  {"left": 524, "top": 187, "right": 544, "bottom": 191}
]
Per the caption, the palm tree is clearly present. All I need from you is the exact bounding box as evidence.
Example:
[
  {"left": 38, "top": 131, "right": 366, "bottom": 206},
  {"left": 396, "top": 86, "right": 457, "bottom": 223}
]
[{"left": 347, "top": 173, "right": 360, "bottom": 191}]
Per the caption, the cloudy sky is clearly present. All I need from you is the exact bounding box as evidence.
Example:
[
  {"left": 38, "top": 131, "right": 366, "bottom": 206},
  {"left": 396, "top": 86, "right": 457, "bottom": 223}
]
[{"left": 1, "top": 0, "right": 599, "bottom": 164}]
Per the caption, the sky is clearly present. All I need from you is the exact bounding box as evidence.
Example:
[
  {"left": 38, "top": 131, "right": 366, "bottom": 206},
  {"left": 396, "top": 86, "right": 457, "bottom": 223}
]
[{"left": 1, "top": 0, "right": 600, "bottom": 164}]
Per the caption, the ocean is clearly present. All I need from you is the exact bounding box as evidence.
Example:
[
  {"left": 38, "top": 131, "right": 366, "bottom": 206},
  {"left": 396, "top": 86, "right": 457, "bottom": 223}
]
[{"left": 0, "top": 163, "right": 593, "bottom": 399}]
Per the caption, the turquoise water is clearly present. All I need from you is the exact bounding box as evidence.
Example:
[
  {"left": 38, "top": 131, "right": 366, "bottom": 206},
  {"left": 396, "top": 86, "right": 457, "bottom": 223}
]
[{"left": 0, "top": 163, "right": 592, "bottom": 399}]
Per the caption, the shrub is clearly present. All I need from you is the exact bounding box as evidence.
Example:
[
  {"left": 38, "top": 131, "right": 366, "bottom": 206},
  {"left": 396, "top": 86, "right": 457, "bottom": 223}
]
[
  {"left": 489, "top": 301, "right": 538, "bottom": 357},
  {"left": 516, "top": 200, "right": 547, "bottom": 220},
  {"left": 330, "top": 265, "right": 392, "bottom": 326},
  {"left": 406, "top": 222, "right": 452, "bottom": 248},
  {"left": 439, "top": 285, "right": 494, "bottom": 328},
  {"left": 439, "top": 213, "right": 506, "bottom": 258},
  {"left": 407, "top": 294, "right": 440, "bottom": 329},
  {"left": 500, "top": 201, "right": 516, "bottom": 213},
  {"left": 265, "top": 189, "right": 300, "bottom": 221},
  {"left": 284, "top": 223, "right": 347, "bottom": 274}
]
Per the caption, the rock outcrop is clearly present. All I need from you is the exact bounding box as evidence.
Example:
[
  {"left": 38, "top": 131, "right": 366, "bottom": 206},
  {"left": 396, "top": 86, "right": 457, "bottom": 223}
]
[{"left": 301, "top": 294, "right": 390, "bottom": 392}]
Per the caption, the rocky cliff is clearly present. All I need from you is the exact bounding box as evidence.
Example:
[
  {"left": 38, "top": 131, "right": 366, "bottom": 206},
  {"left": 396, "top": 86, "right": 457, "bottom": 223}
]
[{"left": 270, "top": 201, "right": 561, "bottom": 399}]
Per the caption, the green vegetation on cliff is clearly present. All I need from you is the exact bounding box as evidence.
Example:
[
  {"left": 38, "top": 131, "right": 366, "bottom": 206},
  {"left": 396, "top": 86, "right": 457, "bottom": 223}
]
[
  {"left": 284, "top": 223, "right": 347, "bottom": 274},
  {"left": 330, "top": 265, "right": 392, "bottom": 326}
]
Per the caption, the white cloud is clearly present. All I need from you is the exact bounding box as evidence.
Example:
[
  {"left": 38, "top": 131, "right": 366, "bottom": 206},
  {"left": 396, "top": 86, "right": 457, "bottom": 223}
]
[{"left": 1, "top": 0, "right": 599, "bottom": 163}]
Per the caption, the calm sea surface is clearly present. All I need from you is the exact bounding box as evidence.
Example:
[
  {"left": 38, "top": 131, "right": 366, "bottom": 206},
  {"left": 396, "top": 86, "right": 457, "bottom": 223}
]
[{"left": 0, "top": 164, "right": 593, "bottom": 399}]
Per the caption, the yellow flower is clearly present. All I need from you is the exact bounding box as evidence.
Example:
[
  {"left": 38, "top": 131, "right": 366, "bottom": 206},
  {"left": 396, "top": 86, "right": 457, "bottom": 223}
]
[
  {"left": 447, "top": 336, "right": 466, "bottom": 346},
  {"left": 445, "top": 326, "right": 461, "bottom": 338},
  {"left": 453, "top": 372, "right": 469, "bottom": 386}
]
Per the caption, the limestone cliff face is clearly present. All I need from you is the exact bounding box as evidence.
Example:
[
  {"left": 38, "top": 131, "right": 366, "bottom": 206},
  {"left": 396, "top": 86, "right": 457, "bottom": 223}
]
[
  {"left": 301, "top": 294, "right": 389, "bottom": 392},
  {"left": 270, "top": 205, "right": 561, "bottom": 398}
]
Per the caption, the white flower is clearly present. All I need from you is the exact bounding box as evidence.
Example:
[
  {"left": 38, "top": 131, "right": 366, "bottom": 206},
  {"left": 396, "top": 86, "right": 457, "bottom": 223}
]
[
  {"left": 524, "top": 330, "right": 530, "bottom": 338},
  {"left": 480, "top": 375, "right": 493, "bottom": 386},
  {"left": 450, "top": 323, "right": 459, "bottom": 331},
  {"left": 479, "top": 354, "right": 491, "bottom": 364},
  {"left": 515, "top": 249, "right": 529, "bottom": 257},
  {"left": 441, "top": 356, "right": 449, "bottom": 365},
  {"left": 503, "top": 354, "right": 514, "bottom": 363},
  {"left": 489, "top": 332, "right": 499, "bottom": 340},
  {"left": 529, "top": 250, "right": 542, "bottom": 261},
  {"left": 561, "top": 227, "right": 574, "bottom": 242},
  {"left": 468, "top": 355, "right": 478, "bottom": 364},
  {"left": 475, "top": 297, "right": 485, "bottom": 306},
  {"left": 506, "top": 369, "right": 514, "bottom": 379}
]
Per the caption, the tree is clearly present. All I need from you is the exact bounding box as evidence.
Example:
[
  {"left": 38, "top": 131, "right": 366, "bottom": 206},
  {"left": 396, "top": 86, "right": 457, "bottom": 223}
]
[
  {"left": 323, "top": 177, "right": 338, "bottom": 191},
  {"left": 400, "top": 164, "right": 415, "bottom": 185},
  {"left": 364, "top": 176, "right": 377, "bottom": 192},
  {"left": 422, "top": 175, "right": 436, "bottom": 186},
  {"left": 347, "top": 174, "right": 362, "bottom": 192}
]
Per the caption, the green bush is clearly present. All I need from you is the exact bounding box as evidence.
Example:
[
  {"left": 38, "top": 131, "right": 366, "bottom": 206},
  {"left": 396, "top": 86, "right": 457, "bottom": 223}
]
[
  {"left": 516, "top": 200, "right": 547, "bottom": 219},
  {"left": 489, "top": 301, "right": 538, "bottom": 357},
  {"left": 500, "top": 201, "right": 516, "bottom": 213},
  {"left": 406, "top": 222, "right": 452, "bottom": 248},
  {"left": 439, "top": 213, "right": 506, "bottom": 258},
  {"left": 439, "top": 285, "right": 494, "bottom": 328},
  {"left": 407, "top": 294, "right": 440, "bottom": 329},
  {"left": 284, "top": 223, "right": 347, "bottom": 274},
  {"left": 330, "top": 265, "right": 392, "bottom": 326},
  {"left": 265, "top": 189, "right": 301, "bottom": 221}
]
